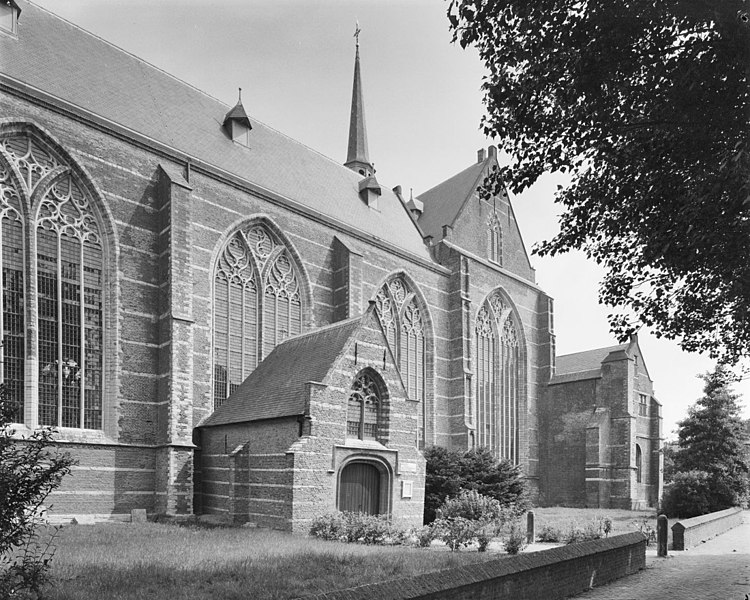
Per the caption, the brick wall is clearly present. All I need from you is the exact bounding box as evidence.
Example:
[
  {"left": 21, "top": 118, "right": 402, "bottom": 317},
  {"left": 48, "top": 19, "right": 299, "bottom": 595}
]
[
  {"left": 303, "top": 533, "right": 647, "bottom": 600},
  {"left": 671, "top": 507, "right": 744, "bottom": 550}
]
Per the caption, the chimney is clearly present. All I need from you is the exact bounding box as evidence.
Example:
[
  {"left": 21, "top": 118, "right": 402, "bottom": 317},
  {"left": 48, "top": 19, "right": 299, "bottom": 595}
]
[
  {"left": 477, "top": 148, "right": 486, "bottom": 163},
  {"left": 488, "top": 145, "right": 497, "bottom": 159}
]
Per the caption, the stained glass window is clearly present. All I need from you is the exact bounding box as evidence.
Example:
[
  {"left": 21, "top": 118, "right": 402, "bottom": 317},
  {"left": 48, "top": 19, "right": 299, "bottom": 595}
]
[
  {"left": 375, "top": 276, "right": 426, "bottom": 445},
  {"left": 0, "top": 133, "right": 104, "bottom": 430},
  {"left": 212, "top": 223, "right": 302, "bottom": 409},
  {"left": 475, "top": 291, "right": 520, "bottom": 463},
  {"left": 347, "top": 370, "right": 381, "bottom": 441}
]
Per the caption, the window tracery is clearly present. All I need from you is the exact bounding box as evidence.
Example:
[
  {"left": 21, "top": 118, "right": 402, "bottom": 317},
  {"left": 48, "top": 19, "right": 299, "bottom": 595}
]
[
  {"left": 487, "top": 213, "right": 502, "bottom": 265},
  {"left": 475, "top": 291, "right": 520, "bottom": 463},
  {"left": 213, "top": 223, "right": 303, "bottom": 409},
  {"left": 347, "top": 370, "right": 382, "bottom": 440},
  {"left": 0, "top": 132, "right": 105, "bottom": 430},
  {"left": 374, "top": 276, "right": 427, "bottom": 445}
]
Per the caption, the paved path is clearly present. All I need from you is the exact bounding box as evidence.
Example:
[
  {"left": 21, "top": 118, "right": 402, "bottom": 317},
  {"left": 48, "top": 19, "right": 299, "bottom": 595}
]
[{"left": 571, "top": 512, "right": 750, "bottom": 600}]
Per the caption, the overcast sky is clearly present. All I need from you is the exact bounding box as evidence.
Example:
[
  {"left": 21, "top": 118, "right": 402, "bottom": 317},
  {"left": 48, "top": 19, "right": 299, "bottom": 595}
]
[{"left": 28, "top": 0, "right": 749, "bottom": 433}]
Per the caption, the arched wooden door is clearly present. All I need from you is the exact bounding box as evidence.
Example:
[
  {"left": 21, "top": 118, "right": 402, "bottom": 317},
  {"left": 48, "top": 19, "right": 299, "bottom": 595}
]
[{"left": 339, "top": 462, "right": 381, "bottom": 515}]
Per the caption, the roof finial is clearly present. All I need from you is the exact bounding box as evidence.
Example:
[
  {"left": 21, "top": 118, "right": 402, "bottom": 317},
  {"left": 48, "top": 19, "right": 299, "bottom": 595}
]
[
  {"left": 238, "top": 87, "right": 242, "bottom": 102},
  {"left": 354, "top": 20, "right": 361, "bottom": 47}
]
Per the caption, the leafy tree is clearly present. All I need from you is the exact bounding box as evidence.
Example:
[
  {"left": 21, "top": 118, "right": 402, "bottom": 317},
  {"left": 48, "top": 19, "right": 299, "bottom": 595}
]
[
  {"left": 424, "top": 446, "right": 528, "bottom": 523},
  {"left": 448, "top": 0, "right": 750, "bottom": 364},
  {"left": 661, "top": 471, "right": 713, "bottom": 519},
  {"left": 0, "top": 384, "right": 75, "bottom": 596},
  {"left": 665, "top": 365, "right": 749, "bottom": 514}
]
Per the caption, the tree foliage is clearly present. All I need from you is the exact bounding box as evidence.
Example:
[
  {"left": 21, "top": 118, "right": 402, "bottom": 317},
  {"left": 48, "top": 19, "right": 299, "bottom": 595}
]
[
  {"left": 448, "top": 0, "right": 750, "bottom": 363},
  {"left": 664, "top": 365, "right": 749, "bottom": 515},
  {"left": 1, "top": 384, "right": 75, "bottom": 595},
  {"left": 423, "top": 446, "right": 528, "bottom": 523}
]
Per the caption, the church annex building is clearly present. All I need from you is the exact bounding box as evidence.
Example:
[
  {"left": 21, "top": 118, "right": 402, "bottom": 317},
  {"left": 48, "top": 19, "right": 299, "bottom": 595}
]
[{"left": 0, "top": 1, "right": 662, "bottom": 532}]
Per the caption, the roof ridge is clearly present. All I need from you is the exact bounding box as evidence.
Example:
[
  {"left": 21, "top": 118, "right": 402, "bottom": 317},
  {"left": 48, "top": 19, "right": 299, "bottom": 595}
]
[
  {"left": 556, "top": 343, "right": 628, "bottom": 359},
  {"left": 25, "top": 1, "right": 371, "bottom": 181},
  {"left": 280, "top": 316, "right": 361, "bottom": 344}
]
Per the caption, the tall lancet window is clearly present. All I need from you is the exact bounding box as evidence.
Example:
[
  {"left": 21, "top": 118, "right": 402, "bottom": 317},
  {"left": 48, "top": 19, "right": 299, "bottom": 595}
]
[
  {"left": 487, "top": 213, "right": 502, "bottom": 265},
  {"left": 1, "top": 131, "right": 108, "bottom": 430},
  {"left": 475, "top": 292, "right": 520, "bottom": 463},
  {"left": 375, "top": 276, "right": 426, "bottom": 445},
  {"left": 213, "top": 223, "right": 302, "bottom": 409},
  {"left": 0, "top": 159, "right": 25, "bottom": 422},
  {"left": 37, "top": 175, "right": 104, "bottom": 429}
]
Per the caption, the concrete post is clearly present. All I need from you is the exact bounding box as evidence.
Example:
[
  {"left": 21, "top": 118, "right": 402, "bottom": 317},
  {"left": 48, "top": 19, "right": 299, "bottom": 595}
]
[
  {"left": 526, "top": 511, "right": 535, "bottom": 545},
  {"left": 657, "top": 514, "right": 668, "bottom": 557}
]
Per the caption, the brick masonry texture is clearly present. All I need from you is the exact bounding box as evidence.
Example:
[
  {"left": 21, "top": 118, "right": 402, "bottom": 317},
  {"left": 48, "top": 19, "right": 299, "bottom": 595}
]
[
  {"left": 303, "top": 533, "right": 647, "bottom": 600},
  {"left": 0, "top": 13, "right": 660, "bottom": 523},
  {"left": 671, "top": 507, "right": 744, "bottom": 550}
]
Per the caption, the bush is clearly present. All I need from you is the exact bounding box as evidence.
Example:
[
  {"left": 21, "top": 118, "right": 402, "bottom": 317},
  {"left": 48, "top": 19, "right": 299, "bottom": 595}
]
[
  {"left": 432, "top": 517, "right": 477, "bottom": 552},
  {"left": 309, "top": 512, "right": 400, "bottom": 545},
  {"left": 502, "top": 520, "right": 527, "bottom": 554},
  {"left": 562, "top": 520, "right": 603, "bottom": 545},
  {"left": 660, "top": 470, "right": 714, "bottom": 518},
  {"left": 424, "top": 446, "right": 529, "bottom": 524},
  {"left": 412, "top": 524, "right": 438, "bottom": 548},
  {"left": 536, "top": 524, "right": 562, "bottom": 543},
  {"left": 1, "top": 384, "right": 75, "bottom": 597}
]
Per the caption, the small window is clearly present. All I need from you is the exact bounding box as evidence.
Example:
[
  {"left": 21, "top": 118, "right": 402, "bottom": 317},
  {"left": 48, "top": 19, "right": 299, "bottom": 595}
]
[
  {"left": 347, "top": 370, "right": 382, "bottom": 441},
  {"left": 0, "top": 2, "right": 18, "bottom": 35},
  {"left": 635, "top": 444, "right": 643, "bottom": 483},
  {"left": 638, "top": 393, "right": 648, "bottom": 416}
]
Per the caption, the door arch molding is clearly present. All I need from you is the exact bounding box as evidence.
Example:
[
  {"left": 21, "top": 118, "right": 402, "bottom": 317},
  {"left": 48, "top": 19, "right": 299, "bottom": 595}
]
[{"left": 336, "top": 455, "right": 392, "bottom": 516}]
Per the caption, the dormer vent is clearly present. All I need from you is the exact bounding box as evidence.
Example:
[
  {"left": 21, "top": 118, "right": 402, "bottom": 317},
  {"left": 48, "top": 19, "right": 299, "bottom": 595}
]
[
  {"left": 223, "top": 88, "right": 252, "bottom": 145},
  {"left": 406, "top": 188, "right": 423, "bottom": 220},
  {"left": 0, "top": 0, "right": 20, "bottom": 35},
  {"left": 358, "top": 175, "right": 381, "bottom": 209}
]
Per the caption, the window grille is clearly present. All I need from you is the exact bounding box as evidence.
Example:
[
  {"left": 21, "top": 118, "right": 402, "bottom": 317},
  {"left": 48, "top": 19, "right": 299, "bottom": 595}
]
[
  {"left": 475, "top": 291, "right": 520, "bottom": 463},
  {"left": 36, "top": 174, "right": 103, "bottom": 429},
  {"left": 0, "top": 160, "right": 25, "bottom": 421},
  {"left": 347, "top": 371, "right": 381, "bottom": 440},
  {"left": 212, "top": 224, "right": 302, "bottom": 409},
  {"left": 375, "top": 277, "right": 427, "bottom": 444}
]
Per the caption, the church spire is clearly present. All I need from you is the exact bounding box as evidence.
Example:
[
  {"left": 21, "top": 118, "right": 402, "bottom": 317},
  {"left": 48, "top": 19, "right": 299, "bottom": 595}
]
[{"left": 344, "top": 22, "right": 374, "bottom": 177}]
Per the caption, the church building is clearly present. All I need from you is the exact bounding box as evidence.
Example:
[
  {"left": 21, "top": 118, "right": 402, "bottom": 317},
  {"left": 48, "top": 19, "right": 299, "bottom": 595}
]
[{"left": 0, "top": 1, "right": 662, "bottom": 532}]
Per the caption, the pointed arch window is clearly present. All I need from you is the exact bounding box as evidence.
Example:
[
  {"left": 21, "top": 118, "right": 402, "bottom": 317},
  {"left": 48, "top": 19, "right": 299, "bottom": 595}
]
[
  {"left": 375, "top": 276, "right": 426, "bottom": 445},
  {"left": 487, "top": 214, "right": 502, "bottom": 265},
  {"left": 475, "top": 291, "right": 520, "bottom": 463},
  {"left": 347, "top": 370, "right": 382, "bottom": 441},
  {"left": 1, "top": 133, "right": 105, "bottom": 429},
  {"left": 212, "top": 223, "right": 302, "bottom": 409},
  {"left": 635, "top": 444, "right": 643, "bottom": 483}
]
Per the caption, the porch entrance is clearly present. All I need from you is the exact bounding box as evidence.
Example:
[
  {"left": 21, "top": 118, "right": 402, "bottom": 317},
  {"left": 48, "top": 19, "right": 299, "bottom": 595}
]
[{"left": 338, "top": 462, "right": 381, "bottom": 514}]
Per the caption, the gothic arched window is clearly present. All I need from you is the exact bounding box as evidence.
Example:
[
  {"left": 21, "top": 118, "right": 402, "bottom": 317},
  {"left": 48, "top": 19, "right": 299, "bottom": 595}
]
[
  {"left": 635, "top": 444, "right": 643, "bottom": 483},
  {"left": 1, "top": 133, "right": 105, "bottom": 429},
  {"left": 212, "top": 223, "right": 302, "bottom": 409},
  {"left": 375, "top": 276, "right": 426, "bottom": 445},
  {"left": 347, "top": 370, "right": 382, "bottom": 441},
  {"left": 475, "top": 291, "right": 520, "bottom": 463},
  {"left": 487, "top": 214, "right": 502, "bottom": 265}
]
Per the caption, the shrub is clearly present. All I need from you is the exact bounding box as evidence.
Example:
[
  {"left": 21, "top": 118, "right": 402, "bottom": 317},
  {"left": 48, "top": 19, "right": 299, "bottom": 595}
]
[
  {"left": 660, "top": 470, "right": 713, "bottom": 518},
  {"left": 424, "top": 446, "right": 529, "bottom": 524},
  {"left": 412, "top": 524, "right": 438, "bottom": 548},
  {"left": 536, "top": 524, "right": 562, "bottom": 543},
  {"left": 432, "top": 517, "right": 477, "bottom": 552},
  {"left": 502, "top": 520, "right": 527, "bottom": 554},
  {"left": 1, "top": 384, "right": 75, "bottom": 597},
  {"left": 433, "top": 490, "right": 513, "bottom": 551},
  {"left": 309, "top": 512, "right": 400, "bottom": 545},
  {"left": 562, "top": 520, "right": 603, "bottom": 545}
]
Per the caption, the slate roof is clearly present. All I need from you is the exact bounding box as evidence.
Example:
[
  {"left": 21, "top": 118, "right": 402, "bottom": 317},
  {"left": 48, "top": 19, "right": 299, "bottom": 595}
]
[
  {"left": 550, "top": 343, "right": 629, "bottom": 384},
  {"left": 416, "top": 159, "right": 487, "bottom": 241},
  {"left": 1, "top": 2, "right": 430, "bottom": 261},
  {"left": 200, "top": 317, "right": 360, "bottom": 427}
]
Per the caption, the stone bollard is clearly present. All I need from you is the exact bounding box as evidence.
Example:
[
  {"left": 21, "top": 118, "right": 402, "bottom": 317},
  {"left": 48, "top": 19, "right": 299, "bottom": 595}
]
[
  {"left": 526, "top": 511, "right": 535, "bottom": 545},
  {"left": 657, "top": 514, "right": 668, "bottom": 557}
]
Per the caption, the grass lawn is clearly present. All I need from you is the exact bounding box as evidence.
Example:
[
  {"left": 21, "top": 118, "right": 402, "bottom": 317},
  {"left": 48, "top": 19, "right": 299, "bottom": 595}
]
[
  {"left": 43, "top": 522, "right": 499, "bottom": 600},
  {"left": 531, "top": 506, "right": 656, "bottom": 540}
]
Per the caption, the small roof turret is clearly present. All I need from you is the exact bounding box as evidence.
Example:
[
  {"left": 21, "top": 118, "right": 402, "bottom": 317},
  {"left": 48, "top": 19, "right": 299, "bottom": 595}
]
[{"left": 223, "top": 88, "right": 252, "bottom": 142}]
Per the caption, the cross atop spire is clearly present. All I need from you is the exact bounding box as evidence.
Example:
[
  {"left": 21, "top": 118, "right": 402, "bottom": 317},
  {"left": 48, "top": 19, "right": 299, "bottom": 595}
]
[{"left": 344, "top": 23, "right": 374, "bottom": 177}]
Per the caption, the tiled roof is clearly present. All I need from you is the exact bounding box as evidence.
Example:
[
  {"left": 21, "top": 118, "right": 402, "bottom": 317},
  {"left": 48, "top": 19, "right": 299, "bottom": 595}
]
[
  {"left": 552, "top": 343, "right": 630, "bottom": 382},
  {"left": 200, "top": 318, "right": 360, "bottom": 427},
  {"left": 416, "top": 159, "right": 487, "bottom": 241},
  {"left": 2, "top": 2, "right": 430, "bottom": 261}
]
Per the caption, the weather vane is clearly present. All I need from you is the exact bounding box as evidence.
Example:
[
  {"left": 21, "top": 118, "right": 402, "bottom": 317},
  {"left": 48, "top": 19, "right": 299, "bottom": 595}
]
[{"left": 354, "top": 21, "right": 361, "bottom": 46}]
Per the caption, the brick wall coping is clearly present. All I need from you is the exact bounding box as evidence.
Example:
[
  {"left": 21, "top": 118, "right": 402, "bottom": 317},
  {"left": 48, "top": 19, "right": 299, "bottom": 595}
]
[
  {"left": 671, "top": 506, "right": 742, "bottom": 530},
  {"left": 301, "top": 532, "right": 646, "bottom": 600}
]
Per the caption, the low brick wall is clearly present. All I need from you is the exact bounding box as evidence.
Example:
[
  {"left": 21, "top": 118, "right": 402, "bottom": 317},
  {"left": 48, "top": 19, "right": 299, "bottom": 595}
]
[
  {"left": 671, "top": 507, "right": 744, "bottom": 551},
  {"left": 302, "top": 532, "right": 646, "bottom": 600}
]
